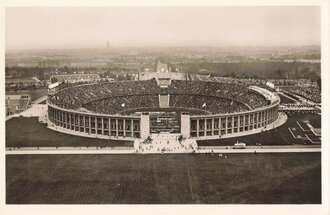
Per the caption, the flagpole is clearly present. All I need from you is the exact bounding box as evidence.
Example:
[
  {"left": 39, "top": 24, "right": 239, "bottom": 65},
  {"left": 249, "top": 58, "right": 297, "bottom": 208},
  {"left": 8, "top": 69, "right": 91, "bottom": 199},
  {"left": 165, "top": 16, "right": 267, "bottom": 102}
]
[
  {"left": 121, "top": 103, "right": 125, "bottom": 113},
  {"left": 202, "top": 102, "right": 206, "bottom": 113}
]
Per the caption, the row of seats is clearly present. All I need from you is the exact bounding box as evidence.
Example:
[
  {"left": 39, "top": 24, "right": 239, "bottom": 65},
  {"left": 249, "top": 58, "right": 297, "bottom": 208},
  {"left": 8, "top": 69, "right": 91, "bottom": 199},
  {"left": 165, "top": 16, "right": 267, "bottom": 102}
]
[{"left": 49, "top": 79, "right": 269, "bottom": 113}]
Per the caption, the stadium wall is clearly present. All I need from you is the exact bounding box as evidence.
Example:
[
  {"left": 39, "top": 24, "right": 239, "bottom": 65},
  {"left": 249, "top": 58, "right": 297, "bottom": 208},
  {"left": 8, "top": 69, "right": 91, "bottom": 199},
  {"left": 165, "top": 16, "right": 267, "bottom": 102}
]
[
  {"left": 47, "top": 103, "right": 141, "bottom": 140},
  {"left": 48, "top": 100, "right": 280, "bottom": 141},
  {"left": 47, "top": 82, "right": 281, "bottom": 141},
  {"left": 189, "top": 101, "right": 280, "bottom": 140}
]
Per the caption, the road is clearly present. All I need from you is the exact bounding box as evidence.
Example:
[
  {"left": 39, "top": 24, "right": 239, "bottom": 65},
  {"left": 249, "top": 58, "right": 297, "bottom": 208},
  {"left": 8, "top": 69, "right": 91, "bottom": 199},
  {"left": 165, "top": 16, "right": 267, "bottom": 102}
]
[
  {"left": 31, "top": 95, "right": 47, "bottom": 104},
  {"left": 6, "top": 145, "right": 321, "bottom": 155}
]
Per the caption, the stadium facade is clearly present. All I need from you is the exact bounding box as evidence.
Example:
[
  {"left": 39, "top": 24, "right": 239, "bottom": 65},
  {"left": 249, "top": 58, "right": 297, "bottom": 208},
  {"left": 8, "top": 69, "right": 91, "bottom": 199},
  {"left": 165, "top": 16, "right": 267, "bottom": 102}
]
[{"left": 47, "top": 64, "right": 281, "bottom": 141}]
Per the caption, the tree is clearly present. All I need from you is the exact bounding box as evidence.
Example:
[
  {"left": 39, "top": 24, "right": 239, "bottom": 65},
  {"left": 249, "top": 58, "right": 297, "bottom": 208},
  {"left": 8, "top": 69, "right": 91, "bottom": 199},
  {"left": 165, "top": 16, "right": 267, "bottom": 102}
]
[
  {"left": 51, "top": 77, "right": 58, "bottom": 83},
  {"left": 317, "top": 78, "right": 321, "bottom": 92}
]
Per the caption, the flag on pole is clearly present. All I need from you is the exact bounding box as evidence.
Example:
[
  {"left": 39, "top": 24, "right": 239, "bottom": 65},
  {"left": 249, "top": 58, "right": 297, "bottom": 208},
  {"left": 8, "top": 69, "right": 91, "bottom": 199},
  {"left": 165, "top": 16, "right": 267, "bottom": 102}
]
[
  {"left": 121, "top": 103, "right": 125, "bottom": 107},
  {"left": 202, "top": 102, "right": 206, "bottom": 108}
]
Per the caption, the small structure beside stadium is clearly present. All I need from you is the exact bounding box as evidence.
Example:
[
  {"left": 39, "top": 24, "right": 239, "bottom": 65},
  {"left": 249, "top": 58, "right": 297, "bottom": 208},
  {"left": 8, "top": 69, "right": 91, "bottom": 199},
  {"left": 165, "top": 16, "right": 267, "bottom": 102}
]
[
  {"left": 48, "top": 82, "right": 61, "bottom": 95},
  {"left": 6, "top": 94, "right": 31, "bottom": 116}
]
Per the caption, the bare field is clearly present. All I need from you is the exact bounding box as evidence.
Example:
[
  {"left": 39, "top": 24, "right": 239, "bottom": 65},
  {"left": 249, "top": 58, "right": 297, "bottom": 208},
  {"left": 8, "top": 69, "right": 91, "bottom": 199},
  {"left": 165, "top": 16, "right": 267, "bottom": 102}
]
[{"left": 6, "top": 153, "right": 321, "bottom": 204}]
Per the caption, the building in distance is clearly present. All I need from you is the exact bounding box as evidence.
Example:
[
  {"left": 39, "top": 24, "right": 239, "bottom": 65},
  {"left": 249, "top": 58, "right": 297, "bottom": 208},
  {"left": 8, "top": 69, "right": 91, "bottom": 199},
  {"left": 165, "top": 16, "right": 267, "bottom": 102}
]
[
  {"left": 5, "top": 94, "right": 31, "bottom": 116},
  {"left": 50, "top": 74, "right": 100, "bottom": 84}
]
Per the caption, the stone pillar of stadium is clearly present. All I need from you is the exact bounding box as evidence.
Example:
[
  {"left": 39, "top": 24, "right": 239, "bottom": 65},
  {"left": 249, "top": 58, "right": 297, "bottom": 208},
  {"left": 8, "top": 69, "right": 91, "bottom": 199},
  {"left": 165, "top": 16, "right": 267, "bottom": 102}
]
[
  {"left": 181, "top": 113, "right": 190, "bottom": 138},
  {"left": 140, "top": 112, "right": 150, "bottom": 139}
]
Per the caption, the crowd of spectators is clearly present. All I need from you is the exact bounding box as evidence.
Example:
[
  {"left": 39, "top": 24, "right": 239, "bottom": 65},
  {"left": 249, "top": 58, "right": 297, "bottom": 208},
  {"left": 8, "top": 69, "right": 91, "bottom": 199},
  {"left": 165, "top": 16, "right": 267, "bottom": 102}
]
[
  {"left": 283, "top": 87, "right": 321, "bottom": 104},
  {"left": 170, "top": 94, "right": 248, "bottom": 114},
  {"left": 167, "top": 81, "right": 268, "bottom": 109},
  {"left": 189, "top": 74, "right": 267, "bottom": 86},
  {"left": 49, "top": 80, "right": 159, "bottom": 110},
  {"left": 279, "top": 103, "right": 317, "bottom": 114},
  {"left": 83, "top": 95, "right": 159, "bottom": 114},
  {"left": 49, "top": 79, "right": 269, "bottom": 114}
]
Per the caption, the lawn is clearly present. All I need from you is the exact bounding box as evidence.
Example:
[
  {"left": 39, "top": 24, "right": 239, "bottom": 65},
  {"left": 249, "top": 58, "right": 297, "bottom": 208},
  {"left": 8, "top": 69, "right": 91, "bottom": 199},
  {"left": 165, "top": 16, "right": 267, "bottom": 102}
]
[
  {"left": 6, "top": 153, "right": 321, "bottom": 204},
  {"left": 198, "top": 114, "right": 321, "bottom": 146},
  {"left": 6, "top": 117, "right": 133, "bottom": 147},
  {"left": 6, "top": 113, "right": 321, "bottom": 148}
]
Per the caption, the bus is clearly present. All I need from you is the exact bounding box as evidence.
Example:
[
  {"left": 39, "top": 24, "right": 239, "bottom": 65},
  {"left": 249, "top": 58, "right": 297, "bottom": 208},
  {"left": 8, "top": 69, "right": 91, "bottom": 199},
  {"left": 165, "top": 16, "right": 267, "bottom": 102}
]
[{"left": 233, "top": 141, "right": 246, "bottom": 149}]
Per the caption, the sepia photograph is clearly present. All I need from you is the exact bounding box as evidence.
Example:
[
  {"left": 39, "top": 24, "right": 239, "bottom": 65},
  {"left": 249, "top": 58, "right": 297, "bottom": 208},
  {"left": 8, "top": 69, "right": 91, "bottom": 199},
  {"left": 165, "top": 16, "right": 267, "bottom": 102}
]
[{"left": 1, "top": 1, "right": 329, "bottom": 215}]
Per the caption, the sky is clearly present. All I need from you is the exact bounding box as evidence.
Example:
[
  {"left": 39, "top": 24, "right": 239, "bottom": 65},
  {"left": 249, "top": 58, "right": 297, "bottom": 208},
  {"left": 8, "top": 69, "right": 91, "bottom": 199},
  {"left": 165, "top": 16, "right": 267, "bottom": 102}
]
[{"left": 5, "top": 6, "right": 320, "bottom": 50}]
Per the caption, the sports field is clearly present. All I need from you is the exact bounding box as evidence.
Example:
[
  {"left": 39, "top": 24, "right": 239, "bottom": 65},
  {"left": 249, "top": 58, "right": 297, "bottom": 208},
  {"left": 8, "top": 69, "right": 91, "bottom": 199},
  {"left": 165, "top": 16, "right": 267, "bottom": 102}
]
[{"left": 6, "top": 153, "right": 321, "bottom": 204}]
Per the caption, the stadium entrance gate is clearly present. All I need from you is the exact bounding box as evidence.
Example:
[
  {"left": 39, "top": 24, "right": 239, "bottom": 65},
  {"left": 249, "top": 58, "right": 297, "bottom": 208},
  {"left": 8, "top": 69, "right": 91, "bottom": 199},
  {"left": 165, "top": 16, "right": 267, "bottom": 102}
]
[{"left": 149, "top": 112, "right": 180, "bottom": 133}]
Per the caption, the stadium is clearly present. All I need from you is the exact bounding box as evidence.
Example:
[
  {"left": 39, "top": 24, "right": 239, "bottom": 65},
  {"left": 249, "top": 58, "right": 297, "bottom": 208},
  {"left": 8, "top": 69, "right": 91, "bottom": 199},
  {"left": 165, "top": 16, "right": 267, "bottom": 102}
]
[{"left": 47, "top": 63, "right": 285, "bottom": 143}]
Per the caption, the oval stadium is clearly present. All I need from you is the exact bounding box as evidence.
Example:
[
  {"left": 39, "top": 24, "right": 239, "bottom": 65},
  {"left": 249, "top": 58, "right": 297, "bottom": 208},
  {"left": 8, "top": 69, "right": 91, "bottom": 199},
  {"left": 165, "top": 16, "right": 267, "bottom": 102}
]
[{"left": 47, "top": 64, "right": 285, "bottom": 143}]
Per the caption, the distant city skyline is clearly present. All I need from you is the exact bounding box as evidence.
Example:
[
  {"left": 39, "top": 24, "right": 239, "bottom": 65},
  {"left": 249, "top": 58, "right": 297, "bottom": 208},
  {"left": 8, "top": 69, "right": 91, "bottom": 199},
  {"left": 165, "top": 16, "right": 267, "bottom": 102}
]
[{"left": 6, "top": 7, "right": 320, "bottom": 50}]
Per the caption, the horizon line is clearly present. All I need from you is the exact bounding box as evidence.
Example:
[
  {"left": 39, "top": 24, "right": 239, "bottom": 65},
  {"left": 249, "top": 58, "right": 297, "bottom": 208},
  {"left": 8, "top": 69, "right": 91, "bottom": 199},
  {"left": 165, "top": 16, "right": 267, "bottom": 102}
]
[{"left": 5, "top": 44, "right": 321, "bottom": 52}]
